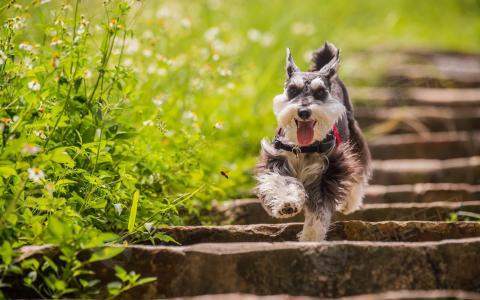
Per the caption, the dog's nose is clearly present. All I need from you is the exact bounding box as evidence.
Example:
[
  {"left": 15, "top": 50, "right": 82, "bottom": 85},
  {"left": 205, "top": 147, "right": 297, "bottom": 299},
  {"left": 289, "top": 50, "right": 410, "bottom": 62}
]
[{"left": 298, "top": 108, "right": 311, "bottom": 120}]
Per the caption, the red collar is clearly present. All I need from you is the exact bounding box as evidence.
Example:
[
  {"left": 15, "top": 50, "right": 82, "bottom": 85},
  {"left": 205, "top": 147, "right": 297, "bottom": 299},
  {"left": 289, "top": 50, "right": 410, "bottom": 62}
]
[{"left": 332, "top": 125, "right": 342, "bottom": 145}]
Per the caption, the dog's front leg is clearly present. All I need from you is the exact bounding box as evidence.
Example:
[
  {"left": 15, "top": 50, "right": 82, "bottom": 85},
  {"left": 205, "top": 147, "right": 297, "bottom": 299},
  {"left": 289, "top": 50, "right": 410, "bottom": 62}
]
[
  {"left": 299, "top": 201, "right": 335, "bottom": 242},
  {"left": 255, "top": 172, "right": 306, "bottom": 219}
]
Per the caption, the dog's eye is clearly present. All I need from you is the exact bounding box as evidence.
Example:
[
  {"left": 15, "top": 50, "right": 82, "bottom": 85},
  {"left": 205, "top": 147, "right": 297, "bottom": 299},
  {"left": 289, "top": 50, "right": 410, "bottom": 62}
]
[
  {"left": 313, "top": 86, "right": 328, "bottom": 101},
  {"left": 287, "top": 85, "right": 302, "bottom": 99}
]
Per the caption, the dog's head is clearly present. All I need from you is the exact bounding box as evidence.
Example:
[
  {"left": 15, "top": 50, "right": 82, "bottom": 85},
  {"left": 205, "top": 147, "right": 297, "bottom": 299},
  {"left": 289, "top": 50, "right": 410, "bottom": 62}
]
[{"left": 273, "top": 42, "right": 346, "bottom": 146}]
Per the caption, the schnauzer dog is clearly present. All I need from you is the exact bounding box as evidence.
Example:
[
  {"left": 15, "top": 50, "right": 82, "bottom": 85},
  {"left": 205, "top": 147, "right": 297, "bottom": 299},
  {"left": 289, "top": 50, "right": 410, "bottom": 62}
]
[{"left": 255, "top": 42, "right": 371, "bottom": 241}]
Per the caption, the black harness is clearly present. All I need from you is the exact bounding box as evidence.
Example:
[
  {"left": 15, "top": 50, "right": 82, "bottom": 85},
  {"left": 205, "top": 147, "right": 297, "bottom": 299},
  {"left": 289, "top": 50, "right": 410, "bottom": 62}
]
[{"left": 273, "top": 130, "right": 337, "bottom": 155}]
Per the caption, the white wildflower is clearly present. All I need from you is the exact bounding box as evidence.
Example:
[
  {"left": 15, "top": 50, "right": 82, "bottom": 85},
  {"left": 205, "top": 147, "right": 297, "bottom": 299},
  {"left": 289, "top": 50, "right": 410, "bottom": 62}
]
[
  {"left": 207, "top": 0, "right": 222, "bottom": 10},
  {"left": 19, "top": 42, "right": 33, "bottom": 52},
  {"left": 152, "top": 97, "right": 165, "bottom": 107},
  {"left": 247, "top": 29, "right": 262, "bottom": 42},
  {"left": 113, "top": 203, "right": 123, "bottom": 215},
  {"left": 12, "top": 17, "right": 26, "bottom": 30},
  {"left": 156, "top": 6, "right": 172, "bottom": 19},
  {"left": 214, "top": 122, "right": 224, "bottom": 130},
  {"left": 22, "top": 144, "right": 41, "bottom": 155},
  {"left": 182, "top": 111, "right": 197, "bottom": 121},
  {"left": 0, "top": 50, "right": 7, "bottom": 65},
  {"left": 123, "top": 58, "right": 133, "bottom": 67},
  {"left": 218, "top": 68, "right": 232, "bottom": 77},
  {"left": 54, "top": 19, "right": 65, "bottom": 28},
  {"left": 142, "top": 30, "right": 153, "bottom": 39},
  {"left": 156, "top": 68, "right": 167, "bottom": 76},
  {"left": 124, "top": 38, "right": 139, "bottom": 54},
  {"left": 147, "top": 65, "right": 157, "bottom": 74},
  {"left": 142, "top": 49, "right": 152, "bottom": 57},
  {"left": 261, "top": 33, "right": 274, "bottom": 47},
  {"left": 291, "top": 22, "right": 315, "bottom": 36},
  {"left": 28, "top": 167, "right": 45, "bottom": 183},
  {"left": 142, "top": 120, "right": 154, "bottom": 126},
  {"left": 84, "top": 69, "right": 92, "bottom": 79},
  {"left": 180, "top": 18, "right": 191, "bottom": 29},
  {"left": 204, "top": 27, "right": 219, "bottom": 42},
  {"left": 50, "top": 37, "right": 63, "bottom": 47},
  {"left": 24, "top": 57, "right": 33, "bottom": 69},
  {"left": 34, "top": 130, "right": 46, "bottom": 139},
  {"left": 144, "top": 222, "right": 154, "bottom": 232},
  {"left": 12, "top": 115, "right": 19, "bottom": 122},
  {"left": 28, "top": 80, "right": 41, "bottom": 91},
  {"left": 41, "top": 0, "right": 52, "bottom": 4},
  {"left": 77, "top": 25, "right": 86, "bottom": 35},
  {"left": 191, "top": 78, "right": 204, "bottom": 90}
]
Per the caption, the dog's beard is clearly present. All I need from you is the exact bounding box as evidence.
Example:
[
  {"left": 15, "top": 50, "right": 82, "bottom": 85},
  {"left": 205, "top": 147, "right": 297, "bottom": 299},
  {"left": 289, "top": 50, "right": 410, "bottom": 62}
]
[{"left": 273, "top": 93, "right": 346, "bottom": 145}]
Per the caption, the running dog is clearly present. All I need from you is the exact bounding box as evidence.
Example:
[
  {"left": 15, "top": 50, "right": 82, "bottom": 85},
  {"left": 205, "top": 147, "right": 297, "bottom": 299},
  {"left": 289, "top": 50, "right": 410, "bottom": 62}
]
[{"left": 255, "top": 42, "right": 371, "bottom": 241}]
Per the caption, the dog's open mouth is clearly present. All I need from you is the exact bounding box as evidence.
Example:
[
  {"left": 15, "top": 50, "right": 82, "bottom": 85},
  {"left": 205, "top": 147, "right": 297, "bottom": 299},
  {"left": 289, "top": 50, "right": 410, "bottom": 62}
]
[{"left": 295, "top": 119, "right": 316, "bottom": 146}]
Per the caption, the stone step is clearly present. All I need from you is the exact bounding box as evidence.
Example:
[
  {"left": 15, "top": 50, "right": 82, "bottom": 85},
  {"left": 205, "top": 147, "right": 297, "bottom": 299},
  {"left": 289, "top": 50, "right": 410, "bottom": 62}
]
[
  {"left": 366, "top": 183, "right": 480, "bottom": 204},
  {"left": 371, "top": 156, "right": 480, "bottom": 185},
  {"left": 14, "top": 238, "right": 480, "bottom": 298},
  {"left": 215, "top": 200, "right": 480, "bottom": 225},
  {"left": 348, "top": 49, "right": 480, "bottom": 88},
  {"left": 153, "top": 221, "right": 480, "bottom": 245},
  {"left": 353, "top": 87, "right": 480, "bottom": 107},
  {"left": 233, "top": 183, "right": 480, "bottom": 204},
  {"left": 337, "top": 201, "right": 480, "bottom": 222},
  {"left": 356, "top": 107, "right": 480, "bottom": 134},
  {"left": 385, "top": 65, "right": 480, "bottom": 88},
  {"left": 179, "top": 290, "right": 480, "bottom": 300},
  {"left": 369, "top": 131, "right": 480, "bottom": 159}
]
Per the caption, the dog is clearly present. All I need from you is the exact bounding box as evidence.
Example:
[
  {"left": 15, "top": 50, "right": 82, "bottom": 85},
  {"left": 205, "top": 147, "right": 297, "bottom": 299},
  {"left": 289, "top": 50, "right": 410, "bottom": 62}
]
[{"left": 255, "top": 42, "right": 371, "bottom": 241}]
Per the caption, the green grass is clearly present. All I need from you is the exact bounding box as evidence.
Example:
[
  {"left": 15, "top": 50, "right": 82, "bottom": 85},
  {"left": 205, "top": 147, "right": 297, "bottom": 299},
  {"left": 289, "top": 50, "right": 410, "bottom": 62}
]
[{"left": 0, "top": 0, "right": 479, "bottom": 297}]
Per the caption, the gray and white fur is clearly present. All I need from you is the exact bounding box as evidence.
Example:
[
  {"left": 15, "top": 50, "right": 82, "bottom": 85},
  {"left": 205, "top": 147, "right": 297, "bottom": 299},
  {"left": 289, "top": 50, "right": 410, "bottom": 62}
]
[{"left": 255, "top": 42, "right": 371, "bottom": 241}]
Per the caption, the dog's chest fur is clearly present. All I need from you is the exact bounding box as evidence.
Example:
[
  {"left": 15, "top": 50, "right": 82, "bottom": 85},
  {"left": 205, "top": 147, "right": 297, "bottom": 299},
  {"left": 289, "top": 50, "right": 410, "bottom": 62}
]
[{"left": 284, "top": 152, "right": 327, "bottom": 186}]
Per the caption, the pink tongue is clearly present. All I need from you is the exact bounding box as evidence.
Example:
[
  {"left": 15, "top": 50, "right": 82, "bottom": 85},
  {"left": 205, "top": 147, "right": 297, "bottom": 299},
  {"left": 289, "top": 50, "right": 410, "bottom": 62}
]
[{"left": 297, "top": 121, "right": 315, "bottom": 146}]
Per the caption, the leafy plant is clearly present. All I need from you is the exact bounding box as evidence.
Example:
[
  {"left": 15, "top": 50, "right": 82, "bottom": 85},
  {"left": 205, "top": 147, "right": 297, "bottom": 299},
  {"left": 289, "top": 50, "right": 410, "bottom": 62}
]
[{"left": 106, "top": 265, "right": 155, "bottom": 299}]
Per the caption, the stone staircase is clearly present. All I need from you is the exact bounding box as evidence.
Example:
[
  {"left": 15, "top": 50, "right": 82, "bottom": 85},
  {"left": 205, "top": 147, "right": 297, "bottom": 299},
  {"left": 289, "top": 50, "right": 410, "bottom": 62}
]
[{"left": 15, "top": 50, "right": 480, "bottom": 299}]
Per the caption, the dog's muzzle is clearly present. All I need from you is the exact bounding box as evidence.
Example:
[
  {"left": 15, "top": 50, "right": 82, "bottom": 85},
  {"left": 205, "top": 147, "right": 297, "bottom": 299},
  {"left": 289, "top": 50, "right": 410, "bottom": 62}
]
[{"left": 298, "top": 107, "right": 311, "bottom": 120}]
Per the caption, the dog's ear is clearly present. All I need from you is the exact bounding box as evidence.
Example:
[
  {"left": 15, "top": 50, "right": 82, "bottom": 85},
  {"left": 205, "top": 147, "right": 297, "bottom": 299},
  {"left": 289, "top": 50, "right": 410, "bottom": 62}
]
[
  {"left": 310, "top": 42, "right": 340, "bottom": 79},
  {"left": 286, "top": 48, "right": 300, "bottom": 78}
]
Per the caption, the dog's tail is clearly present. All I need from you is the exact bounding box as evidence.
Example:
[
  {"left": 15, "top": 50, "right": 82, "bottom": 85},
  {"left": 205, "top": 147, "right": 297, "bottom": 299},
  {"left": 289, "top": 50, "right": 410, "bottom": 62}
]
[{"left": 309, "top": 42, "right": 339, "bottom": 72}]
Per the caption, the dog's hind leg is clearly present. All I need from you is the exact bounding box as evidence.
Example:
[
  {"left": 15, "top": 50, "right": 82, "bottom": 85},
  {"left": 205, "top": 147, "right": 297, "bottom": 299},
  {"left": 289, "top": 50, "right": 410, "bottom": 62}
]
[
  {"left": 338, "top": 174, "right": 367, "bottom": 214},
  {"left": 255, "top": 172, "right": 306, "bottom": 219}
]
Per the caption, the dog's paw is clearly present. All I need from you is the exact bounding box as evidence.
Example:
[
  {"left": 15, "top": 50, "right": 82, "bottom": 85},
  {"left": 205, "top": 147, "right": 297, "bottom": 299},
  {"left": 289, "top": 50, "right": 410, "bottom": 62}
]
[
  {"left": 256, "top": 173, "right": 306, "bottom": 219},
  {"left": 273, "top": 197, "right": 303, "bottom": 218},
  {"left": 261, "top": 192, "right": 304, "bottom": 219}
]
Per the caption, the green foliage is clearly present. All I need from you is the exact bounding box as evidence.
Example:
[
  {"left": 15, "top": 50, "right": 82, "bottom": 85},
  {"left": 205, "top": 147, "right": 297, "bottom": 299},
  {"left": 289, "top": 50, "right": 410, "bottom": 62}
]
[{"left": 106, "top": 265, "right": 156, "bottom": 299}]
